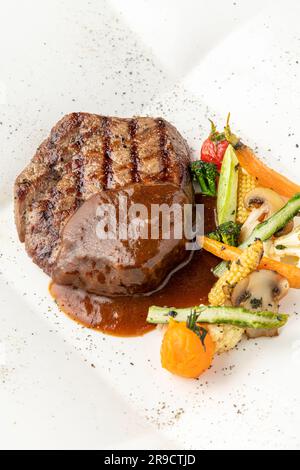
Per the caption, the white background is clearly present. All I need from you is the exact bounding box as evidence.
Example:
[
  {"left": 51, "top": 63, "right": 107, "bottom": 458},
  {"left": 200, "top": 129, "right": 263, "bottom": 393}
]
[{"left": 0, "top": 0, "right": 300, "bottom": 450}]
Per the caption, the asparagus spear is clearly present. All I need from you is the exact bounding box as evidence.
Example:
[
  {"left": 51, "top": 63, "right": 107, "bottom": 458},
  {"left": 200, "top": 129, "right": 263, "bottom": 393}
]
[
  {"left": 213, "top": 193, "right": 300, "bottom": 277},
  {"left": 240, "top": 192, "right": 300, "bottom": 247},
  {"left": 147, "top": 305, "right": 288, "bottom": 330}
]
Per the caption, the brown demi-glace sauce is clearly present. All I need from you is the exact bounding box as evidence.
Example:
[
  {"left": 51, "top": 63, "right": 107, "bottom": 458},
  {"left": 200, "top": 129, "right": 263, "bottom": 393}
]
[{"left": 50, "top": 195, "right": 218, "bottom": 337}]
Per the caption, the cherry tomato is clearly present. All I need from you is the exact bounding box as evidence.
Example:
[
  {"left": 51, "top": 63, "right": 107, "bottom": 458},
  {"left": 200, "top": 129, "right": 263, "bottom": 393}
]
[
  {"left": 201, "top": 138, "right": 217, "bottom": 164},
  {"left": 201, "top": 137, "right": 229, "bottom": 170},
  {"left": 200, "top": 118, "right": 230, "bottom": 169},
  {"left": 216, "top": 139, "right": 229, "bottom": 163}
]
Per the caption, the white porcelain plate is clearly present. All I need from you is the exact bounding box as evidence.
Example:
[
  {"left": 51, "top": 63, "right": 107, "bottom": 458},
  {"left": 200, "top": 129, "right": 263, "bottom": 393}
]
[{"left": 0, "top": 0, "right": 299, "bottom": 450}]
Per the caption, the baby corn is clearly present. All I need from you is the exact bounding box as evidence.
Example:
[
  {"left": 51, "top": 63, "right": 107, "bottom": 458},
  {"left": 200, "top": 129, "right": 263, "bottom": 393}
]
[
  {"left": 237, "top": 168, "right": 258, "bottom": 224},
  {"left": 208, "top": 239, "right": 263, "bottom": 306}
]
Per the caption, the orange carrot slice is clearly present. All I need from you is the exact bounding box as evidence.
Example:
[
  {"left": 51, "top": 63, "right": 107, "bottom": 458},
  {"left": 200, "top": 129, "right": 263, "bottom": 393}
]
[
  {"left": 235, "top": 145, "right": 300, "bottom": 198},
  {"left": 202, "top": 236, "right": 300, "bottom": 289}
]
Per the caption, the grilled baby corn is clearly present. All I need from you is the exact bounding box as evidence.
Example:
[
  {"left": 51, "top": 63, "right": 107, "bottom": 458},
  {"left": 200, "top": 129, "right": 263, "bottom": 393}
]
[
  {"left": 208, "top": 239, "right": 263, "bottom": 306},
  {"left": 237, "top": 168, "right": 258, "bottom": 224}
]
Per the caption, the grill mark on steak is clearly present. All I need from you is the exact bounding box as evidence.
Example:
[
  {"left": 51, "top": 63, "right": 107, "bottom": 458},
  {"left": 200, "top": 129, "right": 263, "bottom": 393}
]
[
  {"left": 128, "top": 118, "right": 141, "bottom": 183},
  {"left": 101, "top": 117, "right": 113, "bottom": 189},
  {"left": 70, "top": 134, "right": 85, "bottom": 151},
  {"left": 15, "top": 113, "right": 192, "bottom": 284},
  {"left": 72, "top": 153, "right": 85, "bottom": 209},
  {"left": 156, "top": 118, "right": 170, "bottom": 181}
]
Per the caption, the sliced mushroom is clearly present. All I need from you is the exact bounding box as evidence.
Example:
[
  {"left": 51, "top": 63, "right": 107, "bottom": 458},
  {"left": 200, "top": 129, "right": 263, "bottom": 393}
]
[
  {"left": 240, "top": 188, "right": 288, "bottom": 243},
  {"left": 244, "top": 188, "right": 285, "bottom": 213},
  {"left": 239, "top": 204, "right": 268, "bottom": 242},
  {"left": 231, "top": 270, "right": 289, "bottom": 338},
  {"left": 274, "top": 219, "right": 294, "bottom": 237},
  {"left": 244, "top": 328, "right": 279, "bottom": 339}
]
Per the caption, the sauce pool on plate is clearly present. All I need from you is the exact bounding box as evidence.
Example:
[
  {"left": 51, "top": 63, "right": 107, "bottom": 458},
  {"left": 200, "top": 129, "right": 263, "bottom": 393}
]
[{"left": 50, "top": 195, "right": 218, "bottom": 337}]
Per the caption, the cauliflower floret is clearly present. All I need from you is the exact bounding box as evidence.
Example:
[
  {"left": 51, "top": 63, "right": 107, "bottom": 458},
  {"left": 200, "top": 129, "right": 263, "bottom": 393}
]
[
  {"left": 272, "top": 224, "right": 300, "bottom": 267},
  {"left": 263, "top": 239, "right": 280, "bottom": 260},
  {"left": 207, "top": 324, "right": 244, "bottom": 354}
]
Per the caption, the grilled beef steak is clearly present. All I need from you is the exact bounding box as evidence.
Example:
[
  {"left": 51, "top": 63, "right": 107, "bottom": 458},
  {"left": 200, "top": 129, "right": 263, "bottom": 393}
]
[{"left": 14, "top": 113, "right": 193, "bottom": 295}]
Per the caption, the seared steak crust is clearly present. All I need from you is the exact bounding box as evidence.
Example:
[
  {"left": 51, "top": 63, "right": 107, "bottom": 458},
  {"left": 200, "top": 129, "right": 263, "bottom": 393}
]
[{"left": 15, "top": 113, "right": 192, "bottom": 278}]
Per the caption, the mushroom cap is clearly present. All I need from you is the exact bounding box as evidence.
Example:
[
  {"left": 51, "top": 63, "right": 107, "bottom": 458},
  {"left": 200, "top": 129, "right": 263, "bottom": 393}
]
[
  {"left": 274, "top": 219, "right": 294, "bottom": 237},
  {"left": 240, "top": 188, "right": 294, "bottom": 243},
  {"left": 231, "top": 269, "right": 289, "bottom": 312},
  {"left": 244, "top": 187, "right": 285, "bottom": 212},
  {"left": 239, "top": 205, "right": 268, "bottom": 243},
  {"left": 231, "top": 270, "right": 289, "bottom": 338},
  {"left": 245, "top": 327, "right": 279, "bottom": 338}
]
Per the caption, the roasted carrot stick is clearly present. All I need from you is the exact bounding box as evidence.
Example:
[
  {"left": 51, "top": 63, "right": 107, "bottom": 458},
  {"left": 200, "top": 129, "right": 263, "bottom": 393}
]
[
  {"left": 235, "top": 144, "right": 300, "bottom": 198},
  {"left": 201, "top": 236, "right": 300, "bottom": 289}
]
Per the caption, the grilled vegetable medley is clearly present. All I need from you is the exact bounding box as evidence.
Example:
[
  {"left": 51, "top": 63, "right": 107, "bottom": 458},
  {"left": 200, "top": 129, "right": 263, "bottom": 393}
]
[{"left": 148, "top": 116, "right": 300, "bottom": 379}]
